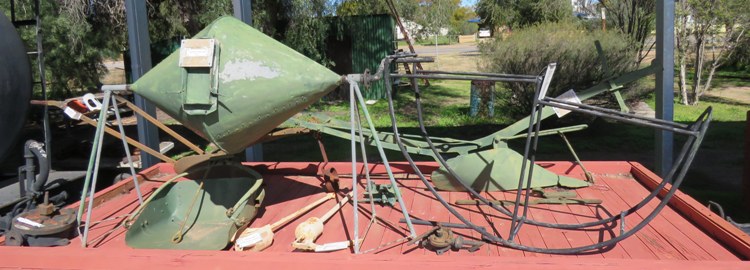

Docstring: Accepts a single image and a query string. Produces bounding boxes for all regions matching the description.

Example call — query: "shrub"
[479,21,637,117]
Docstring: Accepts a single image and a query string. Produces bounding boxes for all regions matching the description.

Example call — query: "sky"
[461,0,478,7]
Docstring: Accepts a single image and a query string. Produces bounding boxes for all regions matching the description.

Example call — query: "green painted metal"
[349,15,396,100]
[288,65,657,191]
[131,16,343,154]
[430,148,589,191]
[125,161,265,250]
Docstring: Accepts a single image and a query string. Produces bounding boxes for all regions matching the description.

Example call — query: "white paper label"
[63,106,82,120]
[236,232,262,248]
[314,240,350,252]
[17,217,44,228]
[184,48,210,57]
[552,89,582,118]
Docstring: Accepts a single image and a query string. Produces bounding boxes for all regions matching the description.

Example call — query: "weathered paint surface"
[431,148,590,191]
[220,59,280,82]
[132,16,342,153]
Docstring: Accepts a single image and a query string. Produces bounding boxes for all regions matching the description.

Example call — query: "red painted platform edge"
[245,161,441,175]
[1,247,748,270]
[629,161,750,260]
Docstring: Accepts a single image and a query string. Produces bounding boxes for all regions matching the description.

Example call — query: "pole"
[125,0,159,169]
[601,7,606,32]
[232,0,263,162]
[655,0,675,177]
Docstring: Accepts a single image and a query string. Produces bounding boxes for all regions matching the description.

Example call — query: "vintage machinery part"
[359,184,398,206]
[234,193,335,252]
[0,12,33,162]
[314,132,339,192]
[381,57,608,230]
[292,192,351,251]
[346,78,418,254]
[505,80,712,251]
[417,226,484,255]
[386,58,649,230]
[5,193,77,247]
[1,140,68,236]
[379,53,712,254]
[124,159,265,250]
[20,140,50,198]
[291,62,659,192]
[130,16,343,154]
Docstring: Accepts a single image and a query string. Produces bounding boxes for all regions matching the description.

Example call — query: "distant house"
[571,0,589,14]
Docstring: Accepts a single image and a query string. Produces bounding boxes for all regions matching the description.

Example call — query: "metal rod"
[81,90,113,247]
[391,73,538,83]
[538,100,696,136]
[350,79,416,239]
[114,95,204,154]
[379,55,715,254]
[348,82,359,254]
[542,97,688,128]
[557,131,593,182]
[417,69,539,80]
[110,94,144,204]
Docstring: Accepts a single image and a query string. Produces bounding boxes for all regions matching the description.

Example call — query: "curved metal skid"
[373,53,711,254]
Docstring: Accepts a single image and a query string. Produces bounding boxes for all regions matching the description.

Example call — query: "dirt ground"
[400,42,482,72]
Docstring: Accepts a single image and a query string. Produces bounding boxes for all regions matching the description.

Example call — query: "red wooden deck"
[1,161,749,269]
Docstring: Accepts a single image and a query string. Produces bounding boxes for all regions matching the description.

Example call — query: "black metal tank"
[0,12,32,162]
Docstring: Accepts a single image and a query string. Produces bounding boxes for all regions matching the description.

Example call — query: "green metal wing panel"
[431,148,590,191]
[131,16,342,154]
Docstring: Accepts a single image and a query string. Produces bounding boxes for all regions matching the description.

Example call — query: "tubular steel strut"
[376,53,712,254]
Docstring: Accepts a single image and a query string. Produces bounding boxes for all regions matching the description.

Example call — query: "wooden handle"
[270,193,335,230]
[320,192,352,222]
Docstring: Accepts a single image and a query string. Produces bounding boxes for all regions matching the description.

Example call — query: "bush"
[725,31,750,72]
[479,21,637,117]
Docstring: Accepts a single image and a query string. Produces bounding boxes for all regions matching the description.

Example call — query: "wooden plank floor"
[9,161,744,264]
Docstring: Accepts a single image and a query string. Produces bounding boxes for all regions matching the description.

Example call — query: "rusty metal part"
[557,131,594,182]
[417,226,484,255]
[37,193,54,216]
[255,127,310,144]
[173,153,230,174]
[12,208,76,236]
[360,183,397,206]
[114,96,204,154]
[31,100,175,163]
[172,181,205,244]
[314,132,339,192]
[322,167,339,192]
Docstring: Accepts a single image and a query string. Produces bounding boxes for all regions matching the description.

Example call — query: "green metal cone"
[131,16,342,154]
[431,148,590,191]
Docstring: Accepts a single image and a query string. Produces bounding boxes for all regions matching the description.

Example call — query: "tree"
[413,0,459,37]
[336,0,418,19]
[676,0,750,105]
[475,0,572,30]
[599,0,656,66]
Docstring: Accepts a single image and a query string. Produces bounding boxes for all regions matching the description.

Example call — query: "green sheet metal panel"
[131,16,343,154]
[349,15,395,100]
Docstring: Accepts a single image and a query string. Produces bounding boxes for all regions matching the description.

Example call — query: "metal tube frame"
[378,53,712,254]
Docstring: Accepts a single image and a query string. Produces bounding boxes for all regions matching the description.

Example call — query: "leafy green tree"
[336,0,418,19]
[476,0,572,30]
[599,0,655,66]
[414,0,459,37]
[676,0,750,105]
